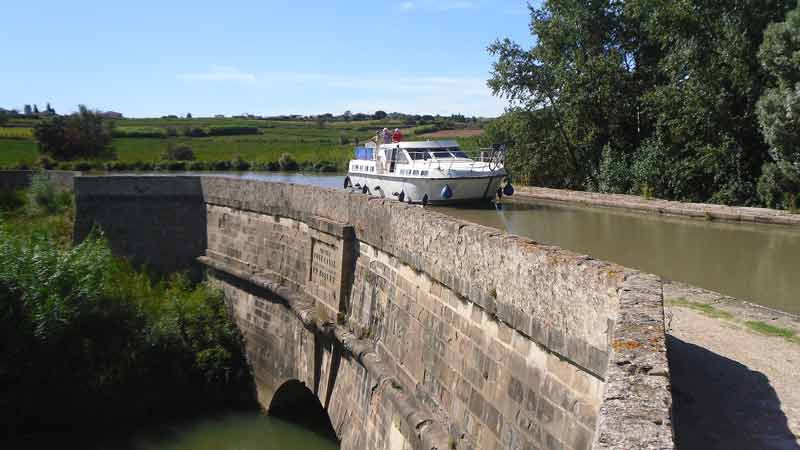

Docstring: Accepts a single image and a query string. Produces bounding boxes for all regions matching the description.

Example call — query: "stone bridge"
[74,176,674,450]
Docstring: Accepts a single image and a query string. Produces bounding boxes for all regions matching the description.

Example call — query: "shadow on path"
[668,335,799,450]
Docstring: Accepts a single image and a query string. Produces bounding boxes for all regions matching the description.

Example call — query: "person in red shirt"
[392,128,402,143]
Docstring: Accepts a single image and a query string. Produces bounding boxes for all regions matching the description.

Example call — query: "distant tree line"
[488,0,800,210]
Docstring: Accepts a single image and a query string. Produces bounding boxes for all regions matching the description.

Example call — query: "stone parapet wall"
[73,176,676,450]
[516,186,800,226]
[0,170,79,191]
[73,176,207,276]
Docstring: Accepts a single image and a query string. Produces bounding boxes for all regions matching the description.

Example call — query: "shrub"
[37,155,56,170]
[112,127,167,138]
[0,229,255,439]
[34,105,116,160]
[231,155,250,171]
[206,126,260,136]
[0,189,26,211]
[161,144,196,161]
[26,173,71,215]
[188,161,208,171]
[183,126,208,138]
[210,160,232,171]
[414,124,440,135]
[278,152,298,171]
[73,161,94,171]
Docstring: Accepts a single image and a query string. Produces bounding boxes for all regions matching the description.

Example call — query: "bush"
[73,161,94,171]
[112,127,167,138]
[34,105,116,160]
[188,161,208,171]
[161,144,196,161]
[207,126,260,136]
[210,160,232,171]
[26,173,71,215]
[0,189,26,211]
[182,126,208,137]
[278,152,298,171]
[0,229,255,439]
[231,155,250,171]
[413,124,440,135]
[37,155,56,170]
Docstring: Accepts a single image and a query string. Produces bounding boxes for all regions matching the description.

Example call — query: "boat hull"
[347,172,506,204]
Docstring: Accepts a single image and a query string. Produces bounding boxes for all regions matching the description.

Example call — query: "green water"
[121,413,338,450]
[11,413,339,450]
[434,200,800,315]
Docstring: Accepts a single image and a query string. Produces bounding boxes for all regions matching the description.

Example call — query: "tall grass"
[0,186,256,441]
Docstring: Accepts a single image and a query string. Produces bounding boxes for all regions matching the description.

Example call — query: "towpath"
[664,281,800,450]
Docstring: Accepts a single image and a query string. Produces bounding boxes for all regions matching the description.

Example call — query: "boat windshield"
[432,151,453,158]
[407,150,429,160]
[450,150,469,158]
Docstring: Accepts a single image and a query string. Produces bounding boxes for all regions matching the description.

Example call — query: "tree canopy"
[33,105,115,160]
[488,0,799,208]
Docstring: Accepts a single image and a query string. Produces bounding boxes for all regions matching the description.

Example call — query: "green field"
[0,117,485,170]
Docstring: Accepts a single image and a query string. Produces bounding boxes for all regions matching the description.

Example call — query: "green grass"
[666,298,735,320]
[744,321,798,341]
[668,298,799,344]
[0,118,488,169]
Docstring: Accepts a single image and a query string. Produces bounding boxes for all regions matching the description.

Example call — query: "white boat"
[344,139,513,204]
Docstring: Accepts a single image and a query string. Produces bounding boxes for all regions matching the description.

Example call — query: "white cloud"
[400,2,415,11]
[177,66,256,82]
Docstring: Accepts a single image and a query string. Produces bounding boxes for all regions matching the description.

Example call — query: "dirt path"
[665,283,800,450]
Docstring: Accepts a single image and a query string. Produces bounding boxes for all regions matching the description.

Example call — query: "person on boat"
[382,128,391,144]
[392,128,402,143]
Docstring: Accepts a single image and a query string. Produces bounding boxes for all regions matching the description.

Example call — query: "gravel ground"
[665,283,800,450]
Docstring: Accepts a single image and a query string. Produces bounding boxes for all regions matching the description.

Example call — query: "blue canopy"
[354,147,373,160]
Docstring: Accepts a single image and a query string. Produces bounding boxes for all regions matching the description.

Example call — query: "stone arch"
[268,379,338,443]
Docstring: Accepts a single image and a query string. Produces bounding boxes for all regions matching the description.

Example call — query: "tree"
[0,110,7,126]
[373,110,387,120]
[756,4,800,209]
[24,105,32,115]
[34,105,115,160]
[488,0,796,206]
[186,113,192,119]
[46,102,55,115]
[343,110,352,121]
[33,104,39,114]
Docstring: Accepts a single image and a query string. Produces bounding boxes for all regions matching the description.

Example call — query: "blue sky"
[1,1,535,118]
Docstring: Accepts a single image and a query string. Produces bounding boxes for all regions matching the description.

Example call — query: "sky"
[1,1,536,118]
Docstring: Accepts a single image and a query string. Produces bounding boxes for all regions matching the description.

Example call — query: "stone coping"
[515,186,800,227]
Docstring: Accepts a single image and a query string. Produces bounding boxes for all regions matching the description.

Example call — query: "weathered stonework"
[73,176,676,450]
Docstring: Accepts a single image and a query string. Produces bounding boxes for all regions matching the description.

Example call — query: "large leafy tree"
[756,4,800,208]
[489,0,797,207]
[33,105,115,160]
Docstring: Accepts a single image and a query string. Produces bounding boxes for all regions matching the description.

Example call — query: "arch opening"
[268,380,338,444]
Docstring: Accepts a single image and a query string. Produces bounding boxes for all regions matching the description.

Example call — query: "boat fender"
[362,185,369,194]
[422,194,429,206]
[496,187,503,199]
[503,183,515,196]
[344,176,352,189]
[397,191,405,202]
[441,184,453,199]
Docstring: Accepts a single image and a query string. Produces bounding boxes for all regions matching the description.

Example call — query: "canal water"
[160,171,799,314]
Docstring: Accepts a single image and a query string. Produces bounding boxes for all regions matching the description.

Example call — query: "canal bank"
[509,186,800,449]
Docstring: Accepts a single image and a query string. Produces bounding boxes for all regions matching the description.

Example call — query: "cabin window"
[433,151,452,159]
[408,150,428,160]
[412,170,419,175]
[421,170,428,176]
[451,150,468,158]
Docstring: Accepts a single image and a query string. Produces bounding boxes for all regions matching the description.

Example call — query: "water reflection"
[434,200,800,314]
